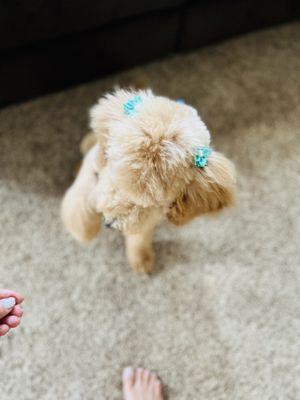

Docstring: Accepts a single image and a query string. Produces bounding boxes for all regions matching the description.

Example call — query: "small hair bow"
[123,95,142,116]
[194,146,212,168]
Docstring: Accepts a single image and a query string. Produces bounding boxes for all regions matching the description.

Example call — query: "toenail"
[0,297,16,309]
[123,367,133,379]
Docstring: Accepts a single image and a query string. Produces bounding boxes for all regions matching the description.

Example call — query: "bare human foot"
[0,290,24,336]
[122,367,164,400]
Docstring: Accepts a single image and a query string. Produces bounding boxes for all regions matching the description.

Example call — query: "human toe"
[0,290,23,304]
[0,297,16,319]
[0,324,10,336]
[1,315,20,328]
[123,366,135,390]
[10,305,23,318]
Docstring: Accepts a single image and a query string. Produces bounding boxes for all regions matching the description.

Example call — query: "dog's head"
[89,89,235,233]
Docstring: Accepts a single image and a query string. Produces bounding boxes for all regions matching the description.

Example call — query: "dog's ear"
[167,151,236,225]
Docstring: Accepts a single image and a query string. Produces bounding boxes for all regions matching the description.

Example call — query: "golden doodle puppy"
[61,89,236,274]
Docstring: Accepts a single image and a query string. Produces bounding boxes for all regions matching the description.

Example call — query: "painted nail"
[123,367,133,379]
[0,297,16,309]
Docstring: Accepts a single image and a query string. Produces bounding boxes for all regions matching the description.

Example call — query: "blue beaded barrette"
[194,146,212,168]
[123,95,142,116]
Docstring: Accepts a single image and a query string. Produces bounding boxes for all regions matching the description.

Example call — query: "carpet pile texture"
[0,23,299,400]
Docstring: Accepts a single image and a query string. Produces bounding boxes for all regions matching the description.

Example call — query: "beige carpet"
[1,22,300,400]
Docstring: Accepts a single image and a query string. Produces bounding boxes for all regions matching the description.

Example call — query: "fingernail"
[0,297,16,309]
[123,367,133,379]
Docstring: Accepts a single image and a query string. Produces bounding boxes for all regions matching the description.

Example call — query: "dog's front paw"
[128,248,154,275]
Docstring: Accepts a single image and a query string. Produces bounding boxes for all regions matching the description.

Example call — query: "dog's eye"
[94,171,99,179]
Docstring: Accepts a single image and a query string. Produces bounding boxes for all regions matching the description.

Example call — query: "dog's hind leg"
[80,132,97,155]
[61,145,101,242]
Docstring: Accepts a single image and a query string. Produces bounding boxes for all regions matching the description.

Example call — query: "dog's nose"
[104,219,115,229]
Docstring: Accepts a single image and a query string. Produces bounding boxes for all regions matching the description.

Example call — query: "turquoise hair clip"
[124,95,184,116]
[194,146,212,168]
[124,95,142,116]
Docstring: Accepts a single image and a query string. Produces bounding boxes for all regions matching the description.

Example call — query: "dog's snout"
[104,219,116,229]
